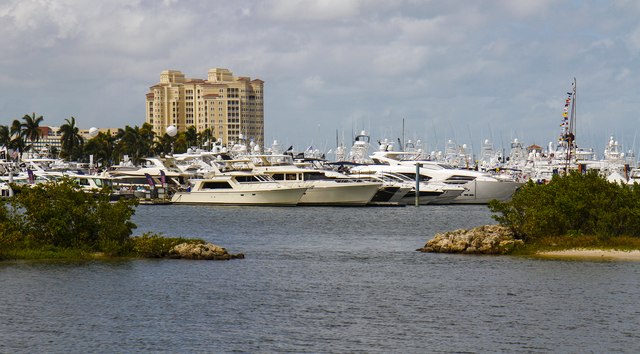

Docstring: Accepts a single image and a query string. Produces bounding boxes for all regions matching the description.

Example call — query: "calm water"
[1,205,640,353]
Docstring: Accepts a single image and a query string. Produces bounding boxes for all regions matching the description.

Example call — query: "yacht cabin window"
[201,181,233,189]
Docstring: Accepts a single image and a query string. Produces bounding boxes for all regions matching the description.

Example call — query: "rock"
[169,242,245,260]
[417,225,522,255]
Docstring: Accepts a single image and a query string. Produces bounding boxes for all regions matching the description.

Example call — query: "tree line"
[0,113,216,166]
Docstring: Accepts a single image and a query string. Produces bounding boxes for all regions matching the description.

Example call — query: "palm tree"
[197,128,214,149]
[116,126,142,164]
[173,132,188,153]
[115,125,156,165]
[21,112,44,148]
[185,126,198,148]
[0,125,10,161]
[153,133,174,156]
[84,131,116,167]
[0,125,10,148]
[139,123,156,158]
[9,119,27,159]
[59,117,84,161]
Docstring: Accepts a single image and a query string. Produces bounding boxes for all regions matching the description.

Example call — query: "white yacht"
[171,173,307,206]
[367,150,522,204]
[347,165,465,204]
[345,171,412,204]
[102,157,189,192]
[250,155,381,206]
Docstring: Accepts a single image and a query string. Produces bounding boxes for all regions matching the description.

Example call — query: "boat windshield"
[303,172,332,181]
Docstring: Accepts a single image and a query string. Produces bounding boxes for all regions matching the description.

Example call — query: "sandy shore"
[537,249,640,261]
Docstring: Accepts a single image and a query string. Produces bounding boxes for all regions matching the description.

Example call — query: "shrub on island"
[420,171,640,255]
[489,171,640,243]
[0,179,243,260]
[0,178,138,259]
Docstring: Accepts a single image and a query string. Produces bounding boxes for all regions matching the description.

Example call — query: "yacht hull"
[171,187,307,206]
[448,180,522,204]
[399,190,444,205]
[299,183,380,206]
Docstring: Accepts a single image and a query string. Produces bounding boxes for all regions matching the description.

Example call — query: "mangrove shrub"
[0,178,138,257]
[489,171,640,241]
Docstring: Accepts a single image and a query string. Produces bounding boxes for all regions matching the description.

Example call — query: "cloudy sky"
[1,0,639,156]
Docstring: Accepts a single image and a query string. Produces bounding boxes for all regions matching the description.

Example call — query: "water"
[1,205,640,353]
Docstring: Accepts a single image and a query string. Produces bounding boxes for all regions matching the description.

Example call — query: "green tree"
[0,125,10,154]
[21,112,44,149]
[1,178,137,256]
[197,128,213,149]
[173,132,188,153]
[185,125,197,148]
[139,123,156,157]
[489,171,640,241]
[115,125,155,165]
[84,131,116,167]
[9,119,27,159]
[153,133,175,156]
[59,117,84,161]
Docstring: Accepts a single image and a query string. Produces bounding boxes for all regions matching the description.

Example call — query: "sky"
[1,0,640,157]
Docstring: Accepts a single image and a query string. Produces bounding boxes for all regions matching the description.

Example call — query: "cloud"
[303,75,325,90]
[0,0,640,154]
[264,0,362,21]
[497,0,554,18]
[625,25,640,55]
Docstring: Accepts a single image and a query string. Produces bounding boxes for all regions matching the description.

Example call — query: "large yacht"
[249,155,381,206]
[345,171,412,204]
[171,173,307,206]
[346,168,463,205]
[366,150,522,204]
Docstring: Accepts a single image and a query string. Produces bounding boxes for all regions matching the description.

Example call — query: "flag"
[160,170,166,187]
[27,169,34,184]
[144,173,156,188]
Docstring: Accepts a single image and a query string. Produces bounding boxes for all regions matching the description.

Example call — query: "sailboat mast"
[402,118,405,152]
[565,78,577,172]
[569,78,577,145]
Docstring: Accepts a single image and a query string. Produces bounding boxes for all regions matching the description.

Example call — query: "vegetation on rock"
[0,179,238,261]
[131,233,204,258]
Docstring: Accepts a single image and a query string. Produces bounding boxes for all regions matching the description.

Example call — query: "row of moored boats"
[0,140,523,206]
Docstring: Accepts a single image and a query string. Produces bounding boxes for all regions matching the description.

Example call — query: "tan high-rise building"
[145,68,264,148]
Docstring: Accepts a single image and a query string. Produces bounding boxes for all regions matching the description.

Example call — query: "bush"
[489,171,640,241]
[129,232,204,258]
[0,178,138,258]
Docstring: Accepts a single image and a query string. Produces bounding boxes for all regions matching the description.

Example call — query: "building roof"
[251,79,264,84]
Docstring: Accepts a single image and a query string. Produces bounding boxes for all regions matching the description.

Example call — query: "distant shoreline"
[536,249,640,261]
